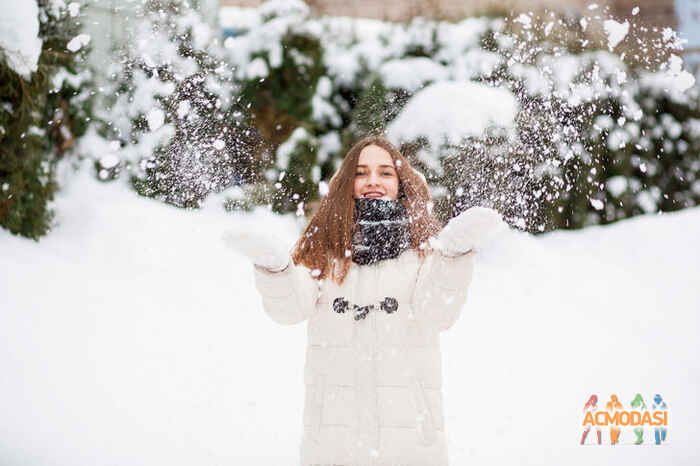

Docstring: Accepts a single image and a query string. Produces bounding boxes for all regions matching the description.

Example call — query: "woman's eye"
[355,171,366,176]
[383,171,395,176]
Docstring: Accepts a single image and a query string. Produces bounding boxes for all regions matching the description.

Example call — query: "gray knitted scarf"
[352,198,412,266]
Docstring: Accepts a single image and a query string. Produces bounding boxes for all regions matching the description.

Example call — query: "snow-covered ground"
[1,164,698,465]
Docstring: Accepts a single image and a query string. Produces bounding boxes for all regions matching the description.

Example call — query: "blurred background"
[1,0,698,239]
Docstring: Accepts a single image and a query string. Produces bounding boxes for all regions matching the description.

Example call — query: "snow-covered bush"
[495,20,700,230]
[93,0,260,208]
[222,0,328,214]
[221,2,699,231]
[0,0,94,239]
[575,84,700,226]
[268,126,320,213]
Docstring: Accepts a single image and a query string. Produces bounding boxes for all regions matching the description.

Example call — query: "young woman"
[224,135,504,466]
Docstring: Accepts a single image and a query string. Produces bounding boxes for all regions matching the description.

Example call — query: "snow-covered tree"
[94,0,260,208]
[0,0,93,239]
[221,0,329,214]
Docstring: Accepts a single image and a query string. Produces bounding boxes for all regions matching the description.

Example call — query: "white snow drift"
[0,163,698,466]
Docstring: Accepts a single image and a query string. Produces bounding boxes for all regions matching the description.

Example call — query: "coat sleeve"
[410,249,476,332]
[253,260,320,325]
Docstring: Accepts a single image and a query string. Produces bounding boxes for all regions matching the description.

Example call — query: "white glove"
[221,230,290,272]
[434,206,506,256]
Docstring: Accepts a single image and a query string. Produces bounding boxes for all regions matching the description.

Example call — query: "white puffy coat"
[253,248,475,466]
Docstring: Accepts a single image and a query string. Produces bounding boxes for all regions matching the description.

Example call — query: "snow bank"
[378,57,449,92]
[386,81,518,149]
[0,0,42,79]
[1,161,698,465]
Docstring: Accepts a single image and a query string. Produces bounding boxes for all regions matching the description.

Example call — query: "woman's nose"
[367,171,380,186]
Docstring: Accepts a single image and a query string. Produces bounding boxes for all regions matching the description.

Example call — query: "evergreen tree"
[96,0,260,208]
[0,0,93,239]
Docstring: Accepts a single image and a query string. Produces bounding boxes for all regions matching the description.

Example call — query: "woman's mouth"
[362,191,384,198]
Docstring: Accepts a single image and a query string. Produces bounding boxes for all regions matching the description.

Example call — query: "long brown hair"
[291,135,441,284]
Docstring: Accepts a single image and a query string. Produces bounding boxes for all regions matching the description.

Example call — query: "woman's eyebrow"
[355,164,395,170]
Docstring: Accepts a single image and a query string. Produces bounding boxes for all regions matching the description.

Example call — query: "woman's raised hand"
[434,206,506,256]
[221,230,290,272]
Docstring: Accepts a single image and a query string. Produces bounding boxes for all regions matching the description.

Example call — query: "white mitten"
[222,230,290,272]
[434,206,506,256]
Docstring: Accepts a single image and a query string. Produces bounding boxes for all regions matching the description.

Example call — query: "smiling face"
[353,144,399,200]
[292,135,442,284]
